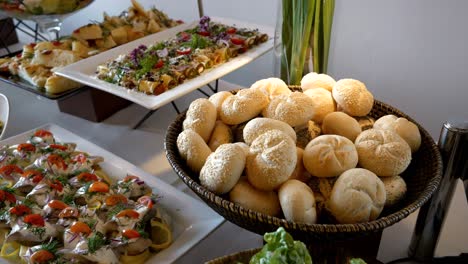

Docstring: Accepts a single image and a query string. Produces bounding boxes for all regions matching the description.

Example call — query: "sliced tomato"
[30,249,54,263]
[176,47,191,55]
[122,229,140,239]
[153,59,164,69]
[89,181,109,193]
[24,214,45,227]
[105,194,128,206]
[137,195,153,209]
[70,221,92,235]
[123,175,139,182]
[22,170,44,184]
[116,209,139,219]
[34,130,53,138]
[58,207,80,219]
[47,154,67,170]
[17,143,36,152]
[77,172,98,182]
[52,41,61,46]
[178,32,191,41]
[47,200,68,210]
[9,204,31,216]
[198,30,210,37]
[0,165,23,176]
[230,37,245,45]
[49,144,67,151]
[0,190,16,203]
[16,53,22,58]
[72,153,87,163]
[49,180,63,192]
[226,27,237,34]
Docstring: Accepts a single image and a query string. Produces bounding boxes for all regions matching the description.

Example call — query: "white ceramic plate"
[55,17,274,110]
[0,93,9,139]
[0,123,224,264]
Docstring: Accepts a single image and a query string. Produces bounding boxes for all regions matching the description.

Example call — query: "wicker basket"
[165,90,442,259]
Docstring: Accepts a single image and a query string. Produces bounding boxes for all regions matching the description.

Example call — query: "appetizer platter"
[0,124,224,264]
[55,17,274,110]
[0,0,180,99]
[0,0,94,17]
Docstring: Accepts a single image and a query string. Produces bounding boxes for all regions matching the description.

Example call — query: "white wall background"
[56,0,467,139]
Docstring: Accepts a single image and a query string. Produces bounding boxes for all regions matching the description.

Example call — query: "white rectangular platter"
[55,17,274,110]
[0,124,224,263]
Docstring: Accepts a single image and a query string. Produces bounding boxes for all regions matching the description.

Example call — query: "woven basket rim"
[165,93,442,234]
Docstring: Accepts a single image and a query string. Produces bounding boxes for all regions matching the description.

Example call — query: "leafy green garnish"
[40,239,60,254]
[31,227,46,239]
[107,203,127,218]
[249,227,312,264]
[62,194,75,206]
[350,259,367,264]
[188,34,210,49]
[136,55,159,80]
[87,232,106,254]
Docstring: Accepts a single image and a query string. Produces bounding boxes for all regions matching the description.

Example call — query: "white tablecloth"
[0,80,467,263]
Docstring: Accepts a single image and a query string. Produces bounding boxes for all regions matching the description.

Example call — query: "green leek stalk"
[280,0,334,83]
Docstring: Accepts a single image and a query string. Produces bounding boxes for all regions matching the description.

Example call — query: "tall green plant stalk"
[280,0,334,84]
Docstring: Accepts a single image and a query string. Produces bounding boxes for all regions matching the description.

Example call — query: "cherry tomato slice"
[178,32,191,41]
[176,47,191,55]
[153,59,164,69]
[30,249,54,263]
[137,195,153,209]
[0,190,16,203]
[9,204,31,216]
[72,153,87,163]
[198,31,210,37]
[123,175,139,182]
[88,181,109,193]
[122,229,140,239]
[22,170,44,184]
[70,221,92,235]
[0,165,23,176]
[17,143,36,152]
[49,180,63,192]
[34,130,53,138]
[24,214,45,227]
[105,194,128,206]
[58,207,79,219]
[230,37,245,45]
[116,209,139,219]
[47,154,67,170]
[49,144,67,151]
[226,27,237,34]
[48,200,68,210]
[77,172,99,183]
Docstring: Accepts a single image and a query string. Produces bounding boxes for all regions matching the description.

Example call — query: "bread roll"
[303,135,358,177]
[327,168,386,224]
[233,142,250,156]
[381,175,407,207]
[209,91,233,118]
[332,79,374,117]
[200,144,246,194]
[262,92,314,127]
[220,88,269,125]
[322,112,362,142]
[374,115,421,153]
[243,118,296,145]
[229,178,281,216]
[246,130,297,191]
[355,129,412,176]
[301,72,336,92]
[250,77,291,99]
[287,147,311,183]
[177,130,212,172]
[303,88,336,123]
[278,180,317,224]
[208,121,233,151]
[355,116,375,131]
[183,98,217,142]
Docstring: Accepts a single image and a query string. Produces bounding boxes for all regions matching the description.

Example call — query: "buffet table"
[0,80,467,263]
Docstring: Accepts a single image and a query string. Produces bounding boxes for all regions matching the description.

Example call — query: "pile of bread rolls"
[176,73,421,225]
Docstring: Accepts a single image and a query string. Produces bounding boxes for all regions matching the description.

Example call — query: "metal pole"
[197,0,204,18]
[408,121,468,261]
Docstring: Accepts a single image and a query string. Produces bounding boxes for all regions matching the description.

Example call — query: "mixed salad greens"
[249,227,368,264]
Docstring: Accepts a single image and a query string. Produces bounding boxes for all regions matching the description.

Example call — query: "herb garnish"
[31,227,46,239]
[87,232,106,254]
